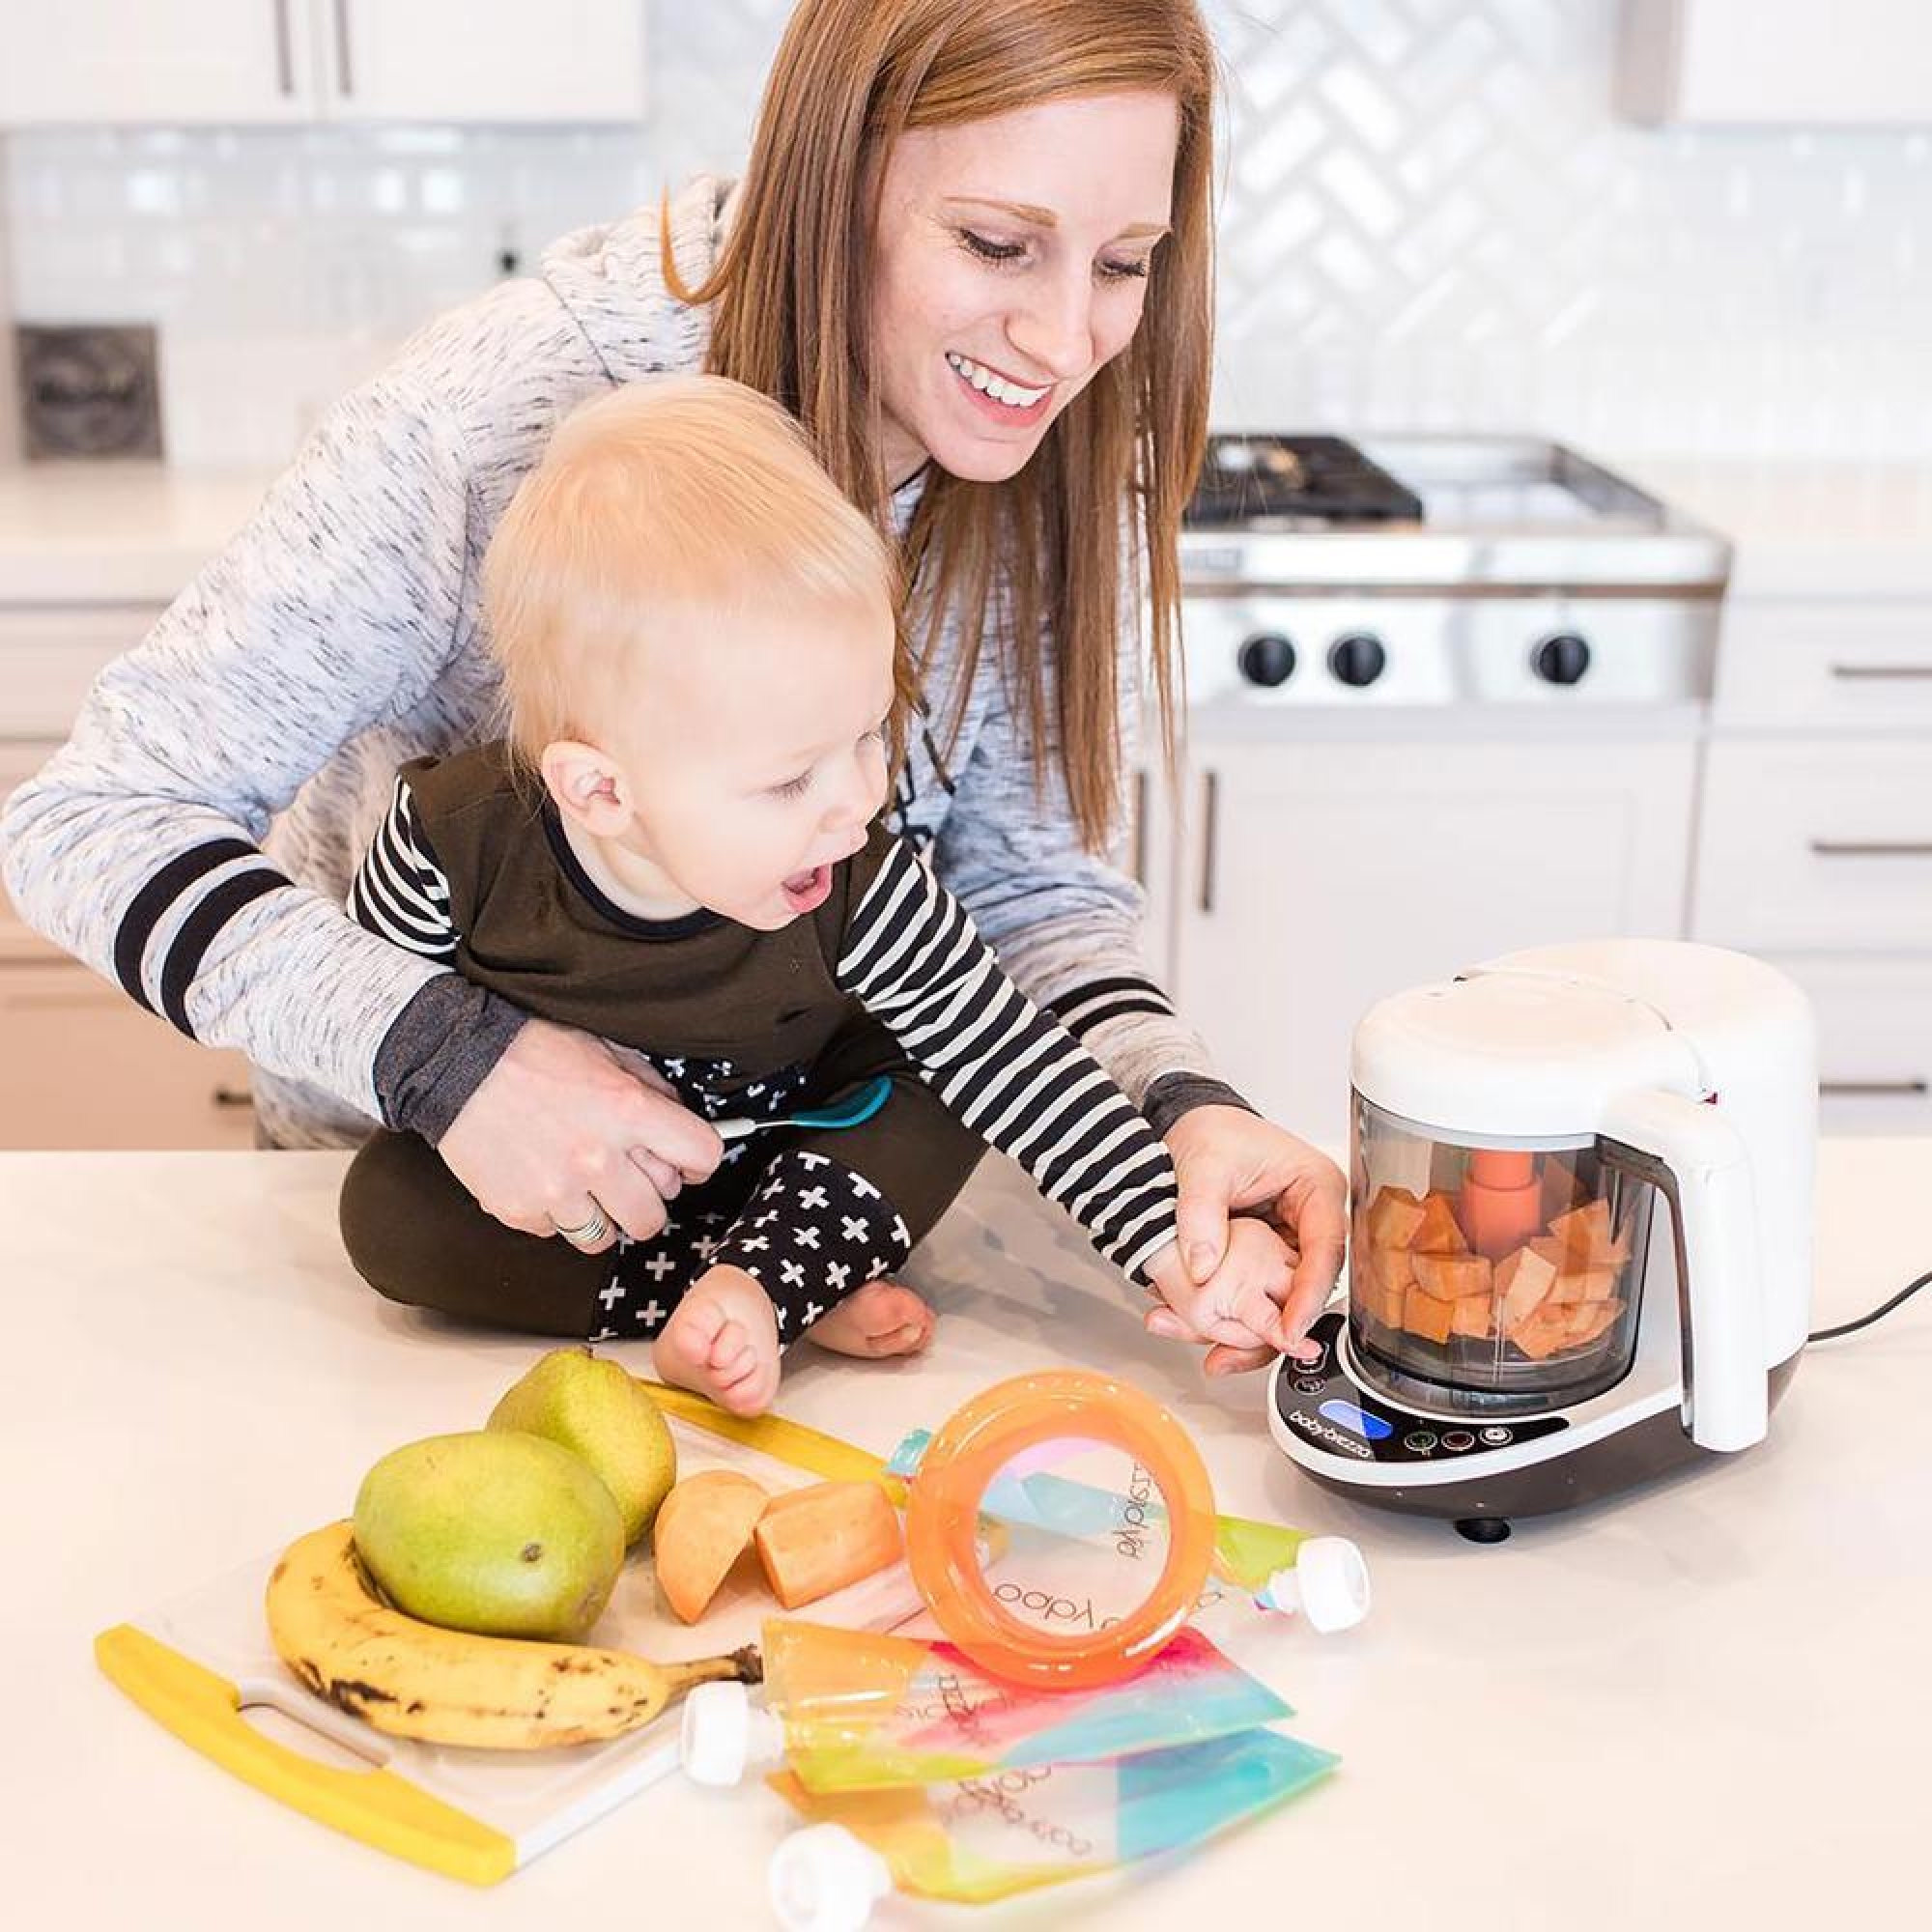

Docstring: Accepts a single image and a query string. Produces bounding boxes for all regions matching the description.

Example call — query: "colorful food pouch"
[752,1614,1290,1794]
[767,1726,1340,1909]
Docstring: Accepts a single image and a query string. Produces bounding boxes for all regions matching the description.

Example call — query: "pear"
[353,1430,624,1641]
[487,1348,677,1546]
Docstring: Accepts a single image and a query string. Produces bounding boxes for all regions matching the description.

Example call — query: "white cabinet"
[321,1,646,126]
[1694,594,1932,1132]
[0,1,311,127]
[1154,721,1698,1150]
[1,611,255,1149]
[1619,0,1932,126]
[0,1,646,128]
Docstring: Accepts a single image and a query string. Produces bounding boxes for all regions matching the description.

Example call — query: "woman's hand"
[438,1018,723,1251]
[1142,1217,1294,1376]
[1157,1105,1349,1373]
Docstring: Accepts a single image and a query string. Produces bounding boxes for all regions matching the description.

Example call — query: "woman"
[0,0,1343,1375]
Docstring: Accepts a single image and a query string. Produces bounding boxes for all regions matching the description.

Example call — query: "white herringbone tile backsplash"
[5,0,1928,467]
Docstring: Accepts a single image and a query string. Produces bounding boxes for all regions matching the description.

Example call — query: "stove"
[1179,436,1730,709]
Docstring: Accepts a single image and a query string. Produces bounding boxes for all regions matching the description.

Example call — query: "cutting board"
[96,1387,925,1886]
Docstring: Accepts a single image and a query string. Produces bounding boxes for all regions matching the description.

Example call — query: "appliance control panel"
[1274,1313,1570,1463]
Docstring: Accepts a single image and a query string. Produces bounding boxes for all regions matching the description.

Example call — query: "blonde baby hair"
[482,373,907,766]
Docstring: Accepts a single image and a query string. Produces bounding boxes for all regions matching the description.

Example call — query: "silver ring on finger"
[551,1204,611,1250]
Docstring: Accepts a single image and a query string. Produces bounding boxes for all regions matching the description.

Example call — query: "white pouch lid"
[680,1679,783,1788]
[1264,1535,1372,1633]
[768,1823,894,1932]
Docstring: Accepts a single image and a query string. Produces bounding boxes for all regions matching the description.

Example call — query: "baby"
[338,375,1293,1413]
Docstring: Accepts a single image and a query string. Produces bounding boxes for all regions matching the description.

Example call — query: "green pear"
[487,1348,677,1546]
[353,1430,624,1641]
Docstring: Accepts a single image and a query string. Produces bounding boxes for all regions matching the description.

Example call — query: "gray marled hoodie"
[0,176,1236,1150]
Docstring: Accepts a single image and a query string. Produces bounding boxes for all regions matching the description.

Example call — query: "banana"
[266,1520,761,1749]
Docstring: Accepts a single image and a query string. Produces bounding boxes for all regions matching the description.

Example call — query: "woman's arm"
[928,606,1245,1137]
[0,370,476,1125]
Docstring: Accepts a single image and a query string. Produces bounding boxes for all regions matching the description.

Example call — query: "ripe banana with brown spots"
[266,1520,760,1749]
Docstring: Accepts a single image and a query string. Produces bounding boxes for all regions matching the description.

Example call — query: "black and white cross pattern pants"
[588,1143,914,1347]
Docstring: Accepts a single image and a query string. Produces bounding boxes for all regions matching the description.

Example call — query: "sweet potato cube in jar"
[1548,1198,1630,1269]
[1508,1307,1577,1360]
[1366,1184,1427,1251]
[1404,1288,1458,1346]
[1411,1251,1492,1302]
[1411,1192,1469,1255]
[1549,1265,1619,1305]
[1565,1298,1625,1348]
[1495,1243,1559,1332]
[1369,1242,1419,1299]
[1450,1293,1495,1340]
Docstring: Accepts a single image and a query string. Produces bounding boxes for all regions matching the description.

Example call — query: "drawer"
[1775,954,1932,1136]
[0,601,165,738]
[1715,599,1932,731]
[1694,739,1932,951]
[0,738,63,962]
[0,960,255,1150]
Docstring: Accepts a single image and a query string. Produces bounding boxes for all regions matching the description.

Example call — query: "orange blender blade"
[1460,1148,1543,1258]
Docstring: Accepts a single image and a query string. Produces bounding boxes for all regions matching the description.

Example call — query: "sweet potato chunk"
[1412,1252,1493,1301]
[1496,1243,1559,1332]
[1404,1288,1457,1345]
[1366,1184,1427,1251]
[1450,1294,1495,1340]
[1549,1265,1619,1305]
[1411,1192,1469,1255]
[1508,1308,1577,1360]
[754,1481,903,1611]
[1548,1199,1631,1268]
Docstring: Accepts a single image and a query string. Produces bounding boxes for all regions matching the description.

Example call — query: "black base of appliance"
[1277,1327,1803,1537]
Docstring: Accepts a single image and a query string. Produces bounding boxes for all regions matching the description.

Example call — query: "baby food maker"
[1266,940,1815,1541]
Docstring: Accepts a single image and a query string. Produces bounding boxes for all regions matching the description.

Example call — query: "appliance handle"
[1599,1089,1767,1454]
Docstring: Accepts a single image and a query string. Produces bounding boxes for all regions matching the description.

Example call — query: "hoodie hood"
[537,173,741,384]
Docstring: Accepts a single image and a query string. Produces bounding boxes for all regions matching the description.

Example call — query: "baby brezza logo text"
[993,1581,1122,1633]
[948,1767,1094,1859]
[1114,1462,1155,1561]
[1290,1410,1373,1459]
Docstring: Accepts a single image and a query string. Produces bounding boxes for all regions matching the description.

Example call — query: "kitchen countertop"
[2,454,1930,608]
[9,1140,1929,1929]
[1618,456,1932,601]
[0,462,270,603]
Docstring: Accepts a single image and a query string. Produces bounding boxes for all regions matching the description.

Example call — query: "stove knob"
[1236,632,1297,688]
[1328,633,1387,688]
[1533,632,1592,685]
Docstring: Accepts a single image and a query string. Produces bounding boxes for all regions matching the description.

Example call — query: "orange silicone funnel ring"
[902,1369,1218,1691]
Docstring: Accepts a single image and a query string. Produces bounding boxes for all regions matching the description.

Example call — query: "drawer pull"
[1809,840,1932,859]
[213,1085,254,1109]
[1830,664,1932,681]
[1820,1079,1929,1098]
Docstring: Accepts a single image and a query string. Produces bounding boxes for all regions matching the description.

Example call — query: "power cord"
[1808,1269,1931,1344]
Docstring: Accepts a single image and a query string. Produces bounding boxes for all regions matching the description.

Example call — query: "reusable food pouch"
[754,1614,1289,1793]
[887,1425,1370,1640]
[767,1726,1340,1908]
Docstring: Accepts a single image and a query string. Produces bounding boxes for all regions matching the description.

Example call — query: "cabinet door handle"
[1831,664,1932,681]
[213,1085,254,1109]
[1820,1078,1929,1098]
[332,0,355,98]
[1809,839,1932,858]
[271,0,295,96]
[1198,769,1218,915]
[1131,769,1148,888]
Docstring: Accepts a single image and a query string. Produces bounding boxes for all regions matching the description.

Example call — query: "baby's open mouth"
[781,865,832,915]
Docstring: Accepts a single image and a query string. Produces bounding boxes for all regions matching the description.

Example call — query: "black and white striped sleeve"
[346,777,457,960]
[836,838,1179,1284]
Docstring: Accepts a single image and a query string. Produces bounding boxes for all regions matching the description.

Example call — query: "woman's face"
[868,90,1180,487]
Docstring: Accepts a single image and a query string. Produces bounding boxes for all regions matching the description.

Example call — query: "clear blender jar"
[1347,1093,1658,1417]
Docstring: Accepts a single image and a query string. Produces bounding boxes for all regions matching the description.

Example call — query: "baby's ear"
[539,737,630,834]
